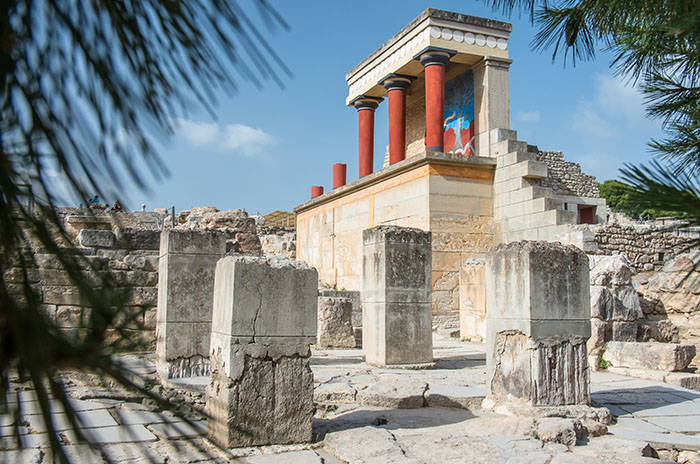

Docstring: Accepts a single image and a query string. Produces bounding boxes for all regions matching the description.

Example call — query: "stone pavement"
[3,338,700,463]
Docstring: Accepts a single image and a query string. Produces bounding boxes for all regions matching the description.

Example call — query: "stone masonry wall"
[586,220,694,273]
[8,206,288,349]
[535,150,600,198]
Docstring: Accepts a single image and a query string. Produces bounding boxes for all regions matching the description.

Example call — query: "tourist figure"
[88,195,99,205]
[112,200,123,212]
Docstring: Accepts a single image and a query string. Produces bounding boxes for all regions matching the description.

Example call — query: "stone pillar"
[380,74,415,164]
[206,256,317,448]
[317,296,356,348]
[156,229,226,379]
[416,49,453,152]
[362,226,433,367]
[311,185,324,198]
[352,96,383,178]
[486,241,591,407]
[332,163,347,189]
[459,258,486,342]
[473,57,512,157]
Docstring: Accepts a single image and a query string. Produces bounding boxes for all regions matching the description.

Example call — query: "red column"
[311,186,324,198]
[332,163,347,189]
[352,97,382,178]
[380,75,415,165]
[418,51,451,152]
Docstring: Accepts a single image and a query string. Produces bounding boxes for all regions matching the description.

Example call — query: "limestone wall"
[535,150,600,198]
[7,207,283,349]
[586,221,694,273]
[637,251,700,363]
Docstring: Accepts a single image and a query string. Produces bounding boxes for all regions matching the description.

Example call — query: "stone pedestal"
[206,256,317,448]
[459,258,486,342]
[156,229,226,379]
[486,241,591,406]
[362,226,432,367]
[317,296,356,348]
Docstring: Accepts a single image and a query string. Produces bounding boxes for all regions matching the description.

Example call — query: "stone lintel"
[346,8,511,104]
[293,151,496,214]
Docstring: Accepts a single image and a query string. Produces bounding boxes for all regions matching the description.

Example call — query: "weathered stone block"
[590,286,612,320]
[207,345,313,447]
[486,241,591,407]
[319,289,362,328]
[587,319,608,354]
[612,321,637,342]
[78,229,115,248]
[317,296,356,348]
[159,229,226,256]
[603,341,696,371]
[611,286,643,322]
[206,256,316,448]
[210,256,317,344]
[362,226,433,367]
[156,229,226,379]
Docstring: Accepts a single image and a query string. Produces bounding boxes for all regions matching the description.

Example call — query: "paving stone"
[148,420,207,439]
[631,401,700,417]
[24,408,118,432]
[610,427,700,450]
[612,417,667,433]
[644,415,700,433]
[243,450,324,464]
[64,424,158,443]
[0,432,51,449]
[425,384,485,410]
[0,448,43,463]
[324,426,422,463]
[356,379,427,409]
[112,409,184,426]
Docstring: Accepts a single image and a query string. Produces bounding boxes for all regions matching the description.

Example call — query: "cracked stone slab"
[425,384,485,410]
[356,379,427,409]
[243,450,325,464]
[324,426,422,464]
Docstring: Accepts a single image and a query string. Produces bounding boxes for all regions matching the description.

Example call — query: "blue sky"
[129,0,665,215]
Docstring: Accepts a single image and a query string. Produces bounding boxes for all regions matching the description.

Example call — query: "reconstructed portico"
[295,8,607,335]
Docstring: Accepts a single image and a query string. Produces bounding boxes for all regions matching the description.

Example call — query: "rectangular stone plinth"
[604,341,696,372]
[206,256,317,447]
[207,343,314,447]
[156,229,226,379]
[486,241,591,406]
[362,226,432,366]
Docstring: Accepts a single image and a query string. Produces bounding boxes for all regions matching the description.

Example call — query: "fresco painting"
[443,70,475,156]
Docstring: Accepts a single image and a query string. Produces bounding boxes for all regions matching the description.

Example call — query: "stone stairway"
[490,129,578,243]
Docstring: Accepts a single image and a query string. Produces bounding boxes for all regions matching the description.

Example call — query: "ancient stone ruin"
[362,226,433,367]
[486,241,591,407]
[206,255,317,447]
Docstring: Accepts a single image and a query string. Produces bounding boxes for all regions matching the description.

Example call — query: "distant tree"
[599,179,688,220]
[0,1,288,462]
[485,0,699,230]
[598,180,644,218]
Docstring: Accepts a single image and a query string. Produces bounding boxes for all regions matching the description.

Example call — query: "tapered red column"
[352,96,382,178]
[380,74,415,164]
[418,51,452,152]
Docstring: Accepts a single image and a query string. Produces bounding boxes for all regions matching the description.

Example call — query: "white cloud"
[593,74,655,130]
[175,118,219,146]
[171,117,275,156]
[516,110,540,123]
[221,123,276,156]
[571,102,619,139]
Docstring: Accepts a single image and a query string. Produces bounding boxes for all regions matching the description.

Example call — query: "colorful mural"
[444,70,475,156]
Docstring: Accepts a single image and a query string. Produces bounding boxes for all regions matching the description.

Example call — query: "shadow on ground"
[313,406,475,440]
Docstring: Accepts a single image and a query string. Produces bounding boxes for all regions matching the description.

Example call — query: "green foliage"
[599,179,684,219]
[0,1,288,462]
[597,353,610,370]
